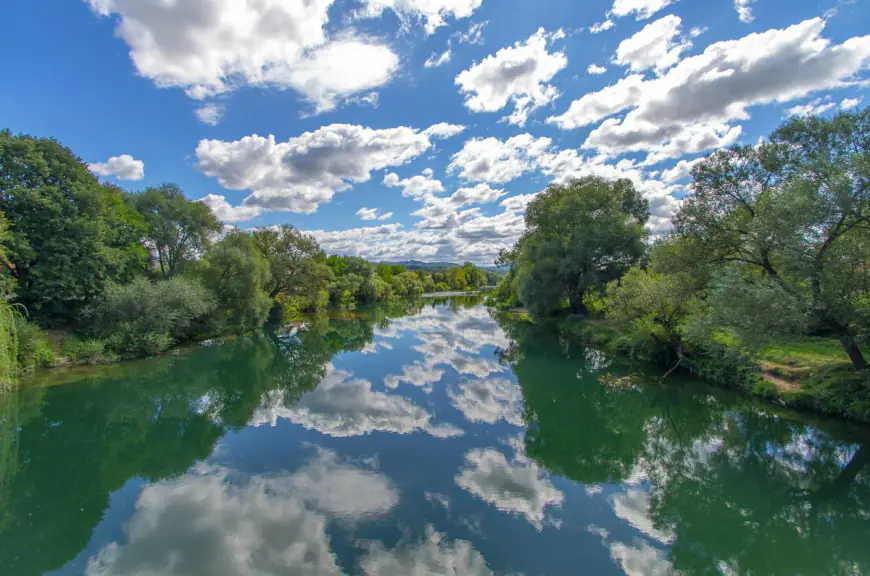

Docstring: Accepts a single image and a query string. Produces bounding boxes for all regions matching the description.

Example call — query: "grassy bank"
[501,310,870,425]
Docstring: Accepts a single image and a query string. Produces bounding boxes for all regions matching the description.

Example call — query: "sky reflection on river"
[1,297,868,575]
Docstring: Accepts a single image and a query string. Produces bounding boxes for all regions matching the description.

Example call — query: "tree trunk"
[837,327,867,372]
[568,293,587,316]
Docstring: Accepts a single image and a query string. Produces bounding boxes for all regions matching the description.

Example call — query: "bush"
[85,276,216,358]
[16,320,54,372]
[61,337,110,364]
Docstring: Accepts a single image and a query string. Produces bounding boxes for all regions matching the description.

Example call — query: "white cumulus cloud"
[194,122,464,214]
[456,28,568,126]
[588,63,608,75]
[86,0,399,112]
[425,49,452,68]
[199,194,263,223]
[614,15,691,74]
[357,207,394,221]
[88,154,144,181]
[735,0,757,23]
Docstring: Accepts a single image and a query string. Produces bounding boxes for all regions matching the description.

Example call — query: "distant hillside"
[384,260,505,273]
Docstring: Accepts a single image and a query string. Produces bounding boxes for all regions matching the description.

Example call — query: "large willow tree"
[675,109,870,371]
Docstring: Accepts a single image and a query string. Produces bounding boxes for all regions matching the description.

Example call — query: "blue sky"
[1,0,868,264]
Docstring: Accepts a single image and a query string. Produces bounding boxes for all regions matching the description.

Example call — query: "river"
[1,296,868,575]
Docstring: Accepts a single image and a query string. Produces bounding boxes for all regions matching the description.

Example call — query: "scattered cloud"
[614,15,691,75]
[455,21,488,45]
[195,123,464,214]
[357,0,484,35]
[610,0,677,20]
[841,96,863,109]
[88,154,144,181]
[786,97,836,117]
[384,170,445,198]
[587,63,608,75]
[590,20,615,34]
[425,49,452,68]
[200,194,263,223]
[456,28,568,126]
[735,0,757,24]
[357,207,394,221]
[194,103,225,126]
[448,378,525,426]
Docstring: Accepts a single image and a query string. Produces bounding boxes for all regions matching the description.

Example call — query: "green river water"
[1,296,868,575]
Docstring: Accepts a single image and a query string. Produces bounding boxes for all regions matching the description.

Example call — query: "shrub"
[62,337,110,364]
[16,320,54,372]
[85,276,216,358]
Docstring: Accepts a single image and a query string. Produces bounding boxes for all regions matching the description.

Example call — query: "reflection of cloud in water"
[86,450,397,576]
[384,362,444,392]
[250,366,463,438]
[381,307,509,388]
[611,489,674,544]
[449,378,524,426]
[609,540,676,576]
[359,525,500,576]
[455,441,563,530]
[360,340,393,355]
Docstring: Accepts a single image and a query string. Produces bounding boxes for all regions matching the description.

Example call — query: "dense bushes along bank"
[0,129,496,383]
[488,108,870,423]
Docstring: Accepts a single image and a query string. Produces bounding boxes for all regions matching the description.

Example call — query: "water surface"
[1,297,869,575]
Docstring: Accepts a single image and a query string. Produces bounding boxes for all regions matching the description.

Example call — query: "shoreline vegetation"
[0,128,498,386]
[3,109,870,427]
[486,109,870,425]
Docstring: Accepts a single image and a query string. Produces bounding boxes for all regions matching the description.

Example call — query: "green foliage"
[390,271,424,297]
[515,177,649,318]
[15,320,54,372]
[200,231,271,334]
[61,337,110,364]
[434,281,451,292]
[0,130,147,322]
[85,276,217,358]
[252,225,327,299]
[0,299,18,384]
[675,108,870,370]
[133,184,221,277]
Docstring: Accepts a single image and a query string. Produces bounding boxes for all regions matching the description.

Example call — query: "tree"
[133,184,221,277]
[252,225,325,299]
[0,130,146,322]
[200,231,271,333]
[515,177,649,317]
[675,109,870,371]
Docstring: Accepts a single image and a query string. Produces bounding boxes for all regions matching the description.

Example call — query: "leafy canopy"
[515,176,649,317]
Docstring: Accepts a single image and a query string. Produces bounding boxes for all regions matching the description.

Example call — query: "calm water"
[1,297,869,576]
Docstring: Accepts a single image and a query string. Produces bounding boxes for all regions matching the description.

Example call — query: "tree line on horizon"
[0,129,495,382]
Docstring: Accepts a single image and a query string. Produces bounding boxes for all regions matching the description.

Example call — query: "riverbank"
[496,309,870,425]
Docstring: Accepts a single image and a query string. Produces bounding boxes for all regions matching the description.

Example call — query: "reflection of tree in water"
[0,311,385,576]
[495,314,870,575]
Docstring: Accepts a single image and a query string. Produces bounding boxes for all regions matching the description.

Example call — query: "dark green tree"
[514,177,649,317]
[0,131,147,322]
